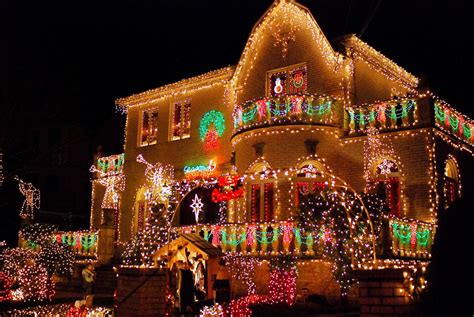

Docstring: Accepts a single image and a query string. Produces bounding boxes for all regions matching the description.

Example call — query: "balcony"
[52,230,98,258]
[233,94,337,135]
[174,216,435,260]
[434,100,473,146]
[387,217,435,259]
[346,98,418,134]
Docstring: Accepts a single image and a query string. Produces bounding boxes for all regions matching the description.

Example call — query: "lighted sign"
[184,160,217,179]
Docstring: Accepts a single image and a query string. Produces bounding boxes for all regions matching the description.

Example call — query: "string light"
[190,194,204,224]
[14,176,40,219]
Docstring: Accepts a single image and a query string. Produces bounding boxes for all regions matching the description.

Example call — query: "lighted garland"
[199,110,225,141]
[347,99,416,133]
[434,101,473,145]
[97,153,125,173]
[390,217,434,257]
[233,94,333,130]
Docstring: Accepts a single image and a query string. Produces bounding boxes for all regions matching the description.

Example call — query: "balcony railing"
[346,98,417,134]
[388,217,435,258]
[233,94,336,134]
[52,231,98,257]
[434,100,473,146]
[177,222,352,257]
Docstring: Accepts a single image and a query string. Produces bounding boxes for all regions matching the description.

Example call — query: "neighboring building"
[90,0,473,301]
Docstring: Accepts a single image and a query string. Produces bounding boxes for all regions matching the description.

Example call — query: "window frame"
[266,62,308,97]
[138,106,160,147]
[169,99,191,141]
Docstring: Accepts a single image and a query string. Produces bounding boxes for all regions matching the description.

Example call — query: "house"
[88,0,473,310]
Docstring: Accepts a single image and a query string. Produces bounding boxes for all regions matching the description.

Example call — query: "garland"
[199,110,225,141]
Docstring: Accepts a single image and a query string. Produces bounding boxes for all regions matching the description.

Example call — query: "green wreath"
[199,110,225,141]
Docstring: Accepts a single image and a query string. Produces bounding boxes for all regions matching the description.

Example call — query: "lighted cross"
[190,194,204,223]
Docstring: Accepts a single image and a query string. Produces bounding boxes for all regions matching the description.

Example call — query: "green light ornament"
[199,110,225,141]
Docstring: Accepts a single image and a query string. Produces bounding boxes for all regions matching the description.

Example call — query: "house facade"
[89,0,473,300]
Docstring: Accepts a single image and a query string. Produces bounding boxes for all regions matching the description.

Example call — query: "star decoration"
[190,194,204,223]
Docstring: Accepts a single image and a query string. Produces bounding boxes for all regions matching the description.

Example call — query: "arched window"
[247,160,274,222]
[445,157,460,206]
[294,160,327,206]
[135,187,148,232]
[371,159,401,217]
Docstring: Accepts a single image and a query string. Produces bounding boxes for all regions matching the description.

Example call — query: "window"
[170,99,191,140]
[139,107,159,146]
[135,188,149,232]
[267,63,307,97]
[294,161,327,207]
[247,161,274,222]
[444,157,460,206]
[370,159,401,216]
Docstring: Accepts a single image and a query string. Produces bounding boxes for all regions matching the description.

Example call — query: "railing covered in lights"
[178,222,342,256]
[389,217,435,258]
[52,231,98,257]
[346,98,417,134]
[233,94,336,134]
[434,100,473,146]
[96,153,125,175]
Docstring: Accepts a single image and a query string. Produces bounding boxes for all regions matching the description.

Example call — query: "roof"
[152,233,222,265]
[341,35,419,89]
[116,66,235,111]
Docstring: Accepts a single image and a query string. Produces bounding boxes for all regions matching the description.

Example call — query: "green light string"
[415,229,430,247]
[463,123,472,139]
[235,97,332,127]
[27,240,38,250]
[392,223,411,245]
[62,234,76,247]
[449,115,459,132]
[352,101,414,122]
[255,228,280,244]
[434,104,446,122]
[199,110,225,141]
[81,234,97,250]
[221,230,247,247]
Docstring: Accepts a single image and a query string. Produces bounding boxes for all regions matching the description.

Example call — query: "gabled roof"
[229,0,342,90]
[152,233,222,264]
[341,35,419,89]
[116,66,235,111]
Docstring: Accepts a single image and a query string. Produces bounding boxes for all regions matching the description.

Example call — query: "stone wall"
[356,268,411,317]
[116,267,167,317]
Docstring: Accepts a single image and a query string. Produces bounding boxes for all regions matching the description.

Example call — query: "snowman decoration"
[274,77,284,95]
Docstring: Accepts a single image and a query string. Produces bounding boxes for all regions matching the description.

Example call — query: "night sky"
[0,0,471,244]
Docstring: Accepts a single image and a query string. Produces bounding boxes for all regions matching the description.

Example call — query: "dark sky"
[0,0,471,243]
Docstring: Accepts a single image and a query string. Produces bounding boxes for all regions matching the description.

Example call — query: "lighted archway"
[368,158,404,217]
[444,155,461,207]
